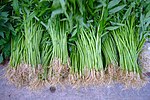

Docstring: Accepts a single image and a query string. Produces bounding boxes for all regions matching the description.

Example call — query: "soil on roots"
[82,69,104,86]
[67,68,106,88]
[5,61,149,90]
[5,63,45,89]
[6,64,32,87]
[28,78,49,90]
[50,58,70,85]
[104,64,119,85]
[116,69,149,89]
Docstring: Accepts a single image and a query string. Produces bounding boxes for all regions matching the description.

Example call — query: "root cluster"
[6,61,149,90]
[6,63,45,90]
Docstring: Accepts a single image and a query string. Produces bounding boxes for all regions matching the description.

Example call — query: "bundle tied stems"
[112,17,148,88]
[69,26,104,87]
[47,18,70,85]
[102,34,119,84]
[6,18,45,89]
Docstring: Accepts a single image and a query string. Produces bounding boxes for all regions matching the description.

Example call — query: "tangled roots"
[5,61,149,90]
[50,58,70,85]
[115,69,149,89]
[6,63,45,88]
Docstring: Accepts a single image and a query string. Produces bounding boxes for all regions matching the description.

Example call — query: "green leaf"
[101,31,109,38]
[3,43,10,58]
[146,10,150,18]
[69,36,77,42]
[5,31,10,40]
[12,0,19,15]
[144,17,150,28]
[38,8,51,17]
[59,0,66,10]
[71,28,77,37]
[105,26,119,30]
[0,12,9,24]
[1,12,9,17]
[95,4,103,9]
[77,0,84,15]
[109,5,126,14]
[7,23,15,32]
[145,3,150,13]
[0,5,5,11]
[0,26,5,32]
[110,21,125,26]
[0,39,6,45]
[123,7,132,21]
[59,0,69,18]
[0,32,4,38]
[108,0,121,9]
[22,11,37,26]
[88,0,94,9]
[51,0,61,10]
[0,54,3,63]
[51,8,63,18]
[98,0,106,7]
[144,17,150,23]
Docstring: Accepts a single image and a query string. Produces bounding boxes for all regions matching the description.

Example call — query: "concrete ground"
[0,66,150,100]
[0,42,150,100]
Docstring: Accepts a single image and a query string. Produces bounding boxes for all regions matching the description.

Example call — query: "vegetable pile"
[2,0,150,89]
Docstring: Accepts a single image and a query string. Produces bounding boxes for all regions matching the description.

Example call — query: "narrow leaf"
[110,21,125,26]
[51,9,63,18]
[123,7,132,21]
[144,17,150,23]
[1,12,9,17]
[146,10,150,18]
[12,0,19,15]
[0,32,4,38]
[108,0,121,9]
[105,26,119,30]
[109,5,126,14]
[22,11,37,26]
[99,0,106,7]
[0,54,3,63]
[0,39,6,45]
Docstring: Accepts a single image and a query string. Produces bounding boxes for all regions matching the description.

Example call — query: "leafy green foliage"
[0,1,14,63]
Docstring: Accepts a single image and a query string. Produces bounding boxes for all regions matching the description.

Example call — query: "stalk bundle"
[5,0,149,90]
[69,26,104,87]
[6,19,45,89]
[112,18,148,88]
[47,17,70,85]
